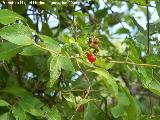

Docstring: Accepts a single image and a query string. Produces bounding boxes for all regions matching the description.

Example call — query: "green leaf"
[59,54,74,71]
[25,114,35,120]
[0,42,24,60]
[156,3,160,18]
[125,89,138,120]
[115,27,130,34]
[39,35,61,53]
[105,13,121,26]
[2,86,44,117]
[95,8,108,19]
[0,9,26,25]
[0,24,34,45]
[130,17,146,35]
[132,0,146,5]
[92,68,118,96]
[49,54,61,87]
[42,23,53,37]
[111,90,130,118]
[95,58,114,70]
[138,67,153,85]
[0,112,14,120]
[77,59,95,68]
[20,45,45,56]
[111,86,138,119]
[78,99,95,106]
[125,37,141,63]
[49,107,61,120]
[84,103,97,120]
[12,104,26,120]
[63,93,76,105]
[138,67,160,96]
[0,100,10,106]
[18,96,43,117]
[70,43,83,55]
[44,107,62,120]
[3,85,31,97]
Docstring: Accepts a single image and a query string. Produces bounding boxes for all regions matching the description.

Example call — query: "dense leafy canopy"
[0,0,160,120]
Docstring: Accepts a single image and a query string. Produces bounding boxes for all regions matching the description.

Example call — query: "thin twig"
[109,60,160,68]
[62,89,101,92]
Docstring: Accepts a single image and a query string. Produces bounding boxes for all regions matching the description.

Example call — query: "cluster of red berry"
[87,53,96,63]
[87,37,99,63]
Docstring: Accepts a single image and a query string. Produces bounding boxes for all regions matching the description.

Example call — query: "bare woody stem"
[146,0,150,54]
[73,5,77,41]
[146,0,153,116]
[16,54,23,86]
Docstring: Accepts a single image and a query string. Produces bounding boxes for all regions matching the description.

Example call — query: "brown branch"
[146,0,150,54]
[16,54,23,87]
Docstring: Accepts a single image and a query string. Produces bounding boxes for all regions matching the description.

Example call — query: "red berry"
[87,53,96,63]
